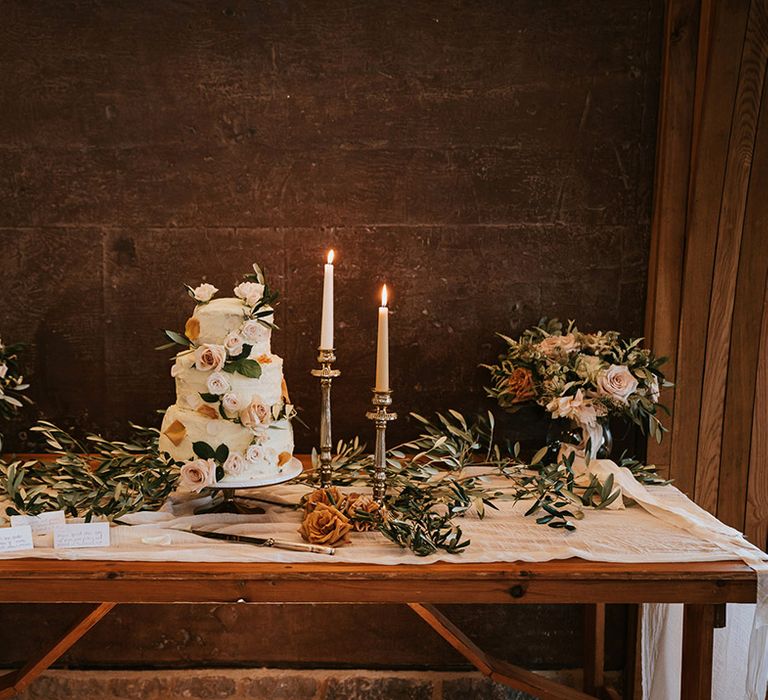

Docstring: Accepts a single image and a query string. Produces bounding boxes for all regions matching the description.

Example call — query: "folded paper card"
[0,525,34,552]
[53,522,110,549]
[11,510,66,534]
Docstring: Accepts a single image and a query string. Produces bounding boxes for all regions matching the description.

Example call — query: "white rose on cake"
[234,281,264,306]
[246,444,264,463]
[194,344,227,372]
[178,458,217,492]
[241,319,269,343]
[240,395,270,431]
[223,452,247,477]
[206,371,230,395]
[221,392,241,417]
[597,365,638,404]
[192,283,218,303]
[224,331,245,357]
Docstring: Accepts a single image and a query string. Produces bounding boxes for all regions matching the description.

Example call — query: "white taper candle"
[319,250,334,349]
[375,284,389,391]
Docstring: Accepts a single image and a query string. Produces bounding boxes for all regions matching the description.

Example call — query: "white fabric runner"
[1,461,766,699]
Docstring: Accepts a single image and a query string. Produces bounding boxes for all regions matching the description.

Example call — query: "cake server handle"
[266,538,335,556]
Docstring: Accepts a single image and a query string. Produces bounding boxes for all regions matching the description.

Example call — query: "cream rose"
[178,458,217,492]
[206,371,230,395]
[194,344,226,372]
[223,452,247,477]
[221,392,241,416]
[241,319,269,343]
[245,444,263,463]
[224,331,245,357]
[597,364,638,404]
[239,396,271,431]
[233,281,264,306]
[192,283,218,303]
[546,389,598,427]
[538,333,579,357]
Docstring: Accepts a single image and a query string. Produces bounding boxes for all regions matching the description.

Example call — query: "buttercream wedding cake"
[159,265,295,491]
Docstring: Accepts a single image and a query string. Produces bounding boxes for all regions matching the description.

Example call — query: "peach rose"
[233,281,264,306]
[241,319,269,343]
[192,283,218,302]
[194,344,226,372]
[178,458,216,492]
[299,503,351,546]
[597,365,638,404]
[239,396,270,430]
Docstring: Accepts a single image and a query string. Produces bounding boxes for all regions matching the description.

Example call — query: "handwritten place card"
[0,525,34,552]
[53,522,110,549]
[11,509,66,534]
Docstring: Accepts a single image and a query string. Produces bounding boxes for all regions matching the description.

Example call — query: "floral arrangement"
[0,336,31,451]
[484,319,670,456]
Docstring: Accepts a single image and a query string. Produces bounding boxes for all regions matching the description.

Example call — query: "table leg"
[0,602,115,699]
[584,603,605,695]
[681,603,715,700]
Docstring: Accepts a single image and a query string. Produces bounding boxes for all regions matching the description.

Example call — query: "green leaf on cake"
[223,358,262,379]
[214,443,229,464]
[230,344,252,362]
[163,330,191,347]
[192,441,215,460]
[199,393,219,403]
[215,466,225,482]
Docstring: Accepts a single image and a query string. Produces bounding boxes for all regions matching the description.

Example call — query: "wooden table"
[0,557,755,700]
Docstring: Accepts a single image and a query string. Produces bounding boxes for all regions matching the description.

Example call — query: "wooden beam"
[670,0,750,497]
[718,56,768,531]
[746,273,768,550]
[696,0,768,515]
[407,603,597,700]
[680,603,715,700]
[645,0,701,473]
[0,602,115,699]
[583,604,605,696]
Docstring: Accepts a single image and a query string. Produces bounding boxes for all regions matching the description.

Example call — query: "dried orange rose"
[303,487,346,514]
[345,494,381,531]
[505,367,536,404]
[185,317,201,342]
[299,502,351,546]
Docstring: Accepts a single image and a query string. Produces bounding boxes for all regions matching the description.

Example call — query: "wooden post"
[680,603,715,700]
[583,604,605,695]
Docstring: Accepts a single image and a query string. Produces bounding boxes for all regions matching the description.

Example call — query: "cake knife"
[189,528,335,556]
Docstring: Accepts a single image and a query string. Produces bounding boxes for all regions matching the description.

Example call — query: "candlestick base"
[366,389,397,505]
[311,347,340,489]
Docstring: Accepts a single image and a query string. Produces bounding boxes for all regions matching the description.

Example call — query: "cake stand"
[194,457,303,515]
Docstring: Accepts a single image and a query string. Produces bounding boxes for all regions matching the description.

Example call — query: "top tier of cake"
[190,293,273,355]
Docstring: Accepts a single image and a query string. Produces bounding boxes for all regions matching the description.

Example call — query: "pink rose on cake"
[221,392,241,417]
[194,344,226,372]
[234,281,264,306]
[240,395,270,432]
[223,452,247,477]
[206,371,230,395]
[224,331,245,357]
[241,319,269,344]
[178,458,217,492]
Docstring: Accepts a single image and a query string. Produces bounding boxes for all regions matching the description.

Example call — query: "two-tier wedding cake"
[159,265,295,492]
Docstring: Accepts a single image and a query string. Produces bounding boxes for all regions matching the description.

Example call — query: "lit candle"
[375,284,389,391]
[319,250,334,349]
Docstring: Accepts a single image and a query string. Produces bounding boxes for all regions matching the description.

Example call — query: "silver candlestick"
[366,389,397,505]
[311,348,340,488]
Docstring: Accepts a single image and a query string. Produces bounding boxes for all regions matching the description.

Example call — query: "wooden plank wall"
[646,0,768,548]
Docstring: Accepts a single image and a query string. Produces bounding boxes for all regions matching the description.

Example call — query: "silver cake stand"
[194,457,303,515]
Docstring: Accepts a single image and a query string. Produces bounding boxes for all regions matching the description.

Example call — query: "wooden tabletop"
[0,558,755,605]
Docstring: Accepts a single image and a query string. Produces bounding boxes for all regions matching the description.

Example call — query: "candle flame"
[327,249,335,264]
[381,284,388,307]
